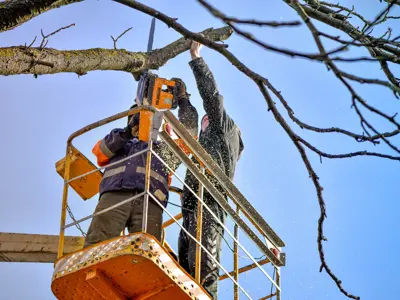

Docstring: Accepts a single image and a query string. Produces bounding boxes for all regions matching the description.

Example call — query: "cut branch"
[0,26,232,76]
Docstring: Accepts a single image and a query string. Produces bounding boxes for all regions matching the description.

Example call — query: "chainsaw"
[134,18,179,142]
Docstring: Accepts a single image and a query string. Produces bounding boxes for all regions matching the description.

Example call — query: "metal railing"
[58,105,285,300]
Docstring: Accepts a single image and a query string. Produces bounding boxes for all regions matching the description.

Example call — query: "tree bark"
[283,1,400,61]
[383,0,400,5]
[0,0,82,32]
[0,26,232,76]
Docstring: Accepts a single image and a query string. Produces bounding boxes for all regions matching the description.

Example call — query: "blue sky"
[1,0,399,299]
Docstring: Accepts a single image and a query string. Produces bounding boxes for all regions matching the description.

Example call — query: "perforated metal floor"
[52,233,211,300]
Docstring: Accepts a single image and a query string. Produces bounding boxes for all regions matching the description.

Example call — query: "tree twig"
[24,36,37,49]
[299,137,400,161]
[39,23,75,49]
[199,3,301,28]
[111,27,133,50]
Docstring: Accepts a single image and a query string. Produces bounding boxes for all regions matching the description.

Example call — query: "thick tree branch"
[318,1,371,25]
[288,1,400,63]
[0,0,82,32]
[383,0,400,5]
[0,26,232,76]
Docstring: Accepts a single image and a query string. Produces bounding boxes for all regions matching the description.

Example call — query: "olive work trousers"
[84,190,163,248]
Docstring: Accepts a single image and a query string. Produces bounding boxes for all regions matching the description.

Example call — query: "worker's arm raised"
[92,129,132,167]
[189,41,232,131]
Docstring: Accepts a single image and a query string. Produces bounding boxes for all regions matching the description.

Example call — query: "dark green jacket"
[182,57,244,208]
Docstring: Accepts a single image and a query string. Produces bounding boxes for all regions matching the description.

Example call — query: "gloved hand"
[125,113,140,137]
[124,124,138,138]
[170,77,190,107]
[175,79,186,98]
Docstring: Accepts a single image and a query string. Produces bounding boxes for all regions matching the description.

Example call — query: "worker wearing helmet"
[178,40,244,299]
[84,81,198,248]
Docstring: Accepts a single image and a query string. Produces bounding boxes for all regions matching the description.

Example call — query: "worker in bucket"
[178,40,244,299]
[84,78,198,248]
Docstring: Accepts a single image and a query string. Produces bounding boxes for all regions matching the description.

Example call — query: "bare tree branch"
[197,1,400,142]
[318,31,395,48]
[288,2,400,296]
[199,0,400,103]
[111,27,133,50]
[224,18,301,27]
[284,2,400,134]
[299,137,400,161]
[0,26,232,76]
[198,2,301,28]
[351,97,400,154]
[229,22,348,61]
[290,1,400,64]
[358,0,397,34]
[275,82,400,144]
[39,23,75,49]
[0,0,82,32]
[339,70,400,96]
[289,2,362,298]
[198,0,351,61]
[318,1,371,25]
[25,36,37,49]
[382,0,400,5]
[113,0,366,298]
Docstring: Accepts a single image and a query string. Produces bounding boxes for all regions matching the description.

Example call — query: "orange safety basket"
[51,233,211,300]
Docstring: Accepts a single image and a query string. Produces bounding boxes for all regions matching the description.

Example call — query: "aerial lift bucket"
[51,233,211,300]
[51,116,211,299]
[51,105,285,300]
[51,104,211,299]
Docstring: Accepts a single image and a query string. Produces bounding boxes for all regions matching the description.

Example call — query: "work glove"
[171,77,190,107]
[125,112,140,137]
